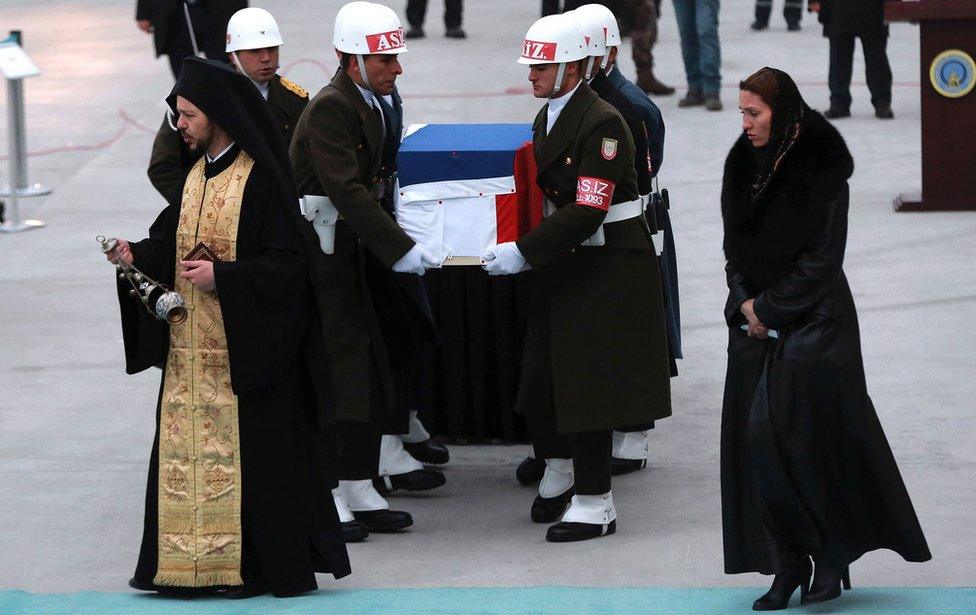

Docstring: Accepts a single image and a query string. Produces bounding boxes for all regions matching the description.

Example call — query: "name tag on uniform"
[576,176,615,211]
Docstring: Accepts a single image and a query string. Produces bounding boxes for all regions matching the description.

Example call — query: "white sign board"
[0,42,40,79]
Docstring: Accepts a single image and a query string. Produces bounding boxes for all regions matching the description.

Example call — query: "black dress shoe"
[404,439,450,466]
[445,27,467,39]
[824,106,851,119]
[750,21,768,31]
[530,488,574,523]
[802,564,851,605]
[678,89,705,108]
[373,469,446,494]
[341,520,369,543]
[405,26,425,39]
[222,581,269,600]
[352,509,414,532]
[787,22,802,32]
[546,519,616,542]
[516,456,545,486]
[875,105,894,119]
[753,558,812,610]
[610,457,647,476]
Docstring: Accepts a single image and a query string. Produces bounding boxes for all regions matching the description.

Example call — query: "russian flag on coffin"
[395,123,544,262]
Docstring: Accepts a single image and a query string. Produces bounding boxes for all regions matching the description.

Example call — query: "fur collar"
[722,110,854,262]
[723,110,853,221]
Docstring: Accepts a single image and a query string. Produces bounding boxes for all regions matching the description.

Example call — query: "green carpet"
[1,587,974,614]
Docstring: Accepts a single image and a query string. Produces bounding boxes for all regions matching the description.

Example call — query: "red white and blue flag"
[396,124,544,263]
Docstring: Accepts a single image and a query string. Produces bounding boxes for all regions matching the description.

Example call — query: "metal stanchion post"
[1,30,50,233]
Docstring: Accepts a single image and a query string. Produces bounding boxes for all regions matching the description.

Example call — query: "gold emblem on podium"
[930,49,976,99]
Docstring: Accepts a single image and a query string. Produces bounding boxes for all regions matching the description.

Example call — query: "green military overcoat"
[147,74,309,205]
[515,82,672,434]
[290,70,417,429]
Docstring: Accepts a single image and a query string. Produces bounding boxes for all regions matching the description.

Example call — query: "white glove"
[392,244,426,275]
[481,242,530,276]
[420,248,441,269]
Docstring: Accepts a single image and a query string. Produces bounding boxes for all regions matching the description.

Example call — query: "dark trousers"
[544,0,629,16]
[334,420,382,480]
[406,0,463,29]
[526,407,613,495]
[165,4,226,78]
[754,0,803,27]
[829,35,893,109]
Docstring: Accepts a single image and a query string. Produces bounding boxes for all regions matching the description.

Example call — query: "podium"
[886,1,976,211]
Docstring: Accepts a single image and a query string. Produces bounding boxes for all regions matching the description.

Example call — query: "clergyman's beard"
[183,125,214,155]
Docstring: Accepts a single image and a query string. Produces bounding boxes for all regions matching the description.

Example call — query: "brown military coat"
[290,69,417,428]
[147,74,309,205]
[515,81,672,434]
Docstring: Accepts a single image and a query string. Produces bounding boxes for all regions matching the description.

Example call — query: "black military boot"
[875,105,894,119]
[824,104,851,119]
[404,439,450,466]
[516,456,545,486]
[531,488,574,523]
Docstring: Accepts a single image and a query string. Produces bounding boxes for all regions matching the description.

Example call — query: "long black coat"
[120,156,350,595]
[719,111,930,574]
[291,71,432,432]
[816,0,888,38]
[136,0,247,57]
[515,83,671,434]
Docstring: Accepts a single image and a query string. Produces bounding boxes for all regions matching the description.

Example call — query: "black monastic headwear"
[166,57,296,203]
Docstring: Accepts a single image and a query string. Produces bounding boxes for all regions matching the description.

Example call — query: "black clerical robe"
[118,147,350,596]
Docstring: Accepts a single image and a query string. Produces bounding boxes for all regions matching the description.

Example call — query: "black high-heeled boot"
[802,564,851,604]
[752,558,812,611]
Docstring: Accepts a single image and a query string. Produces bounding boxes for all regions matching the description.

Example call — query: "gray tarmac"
[0,0,974,593]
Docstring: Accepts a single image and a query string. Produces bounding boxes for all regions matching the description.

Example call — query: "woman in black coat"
[720,67,930,611]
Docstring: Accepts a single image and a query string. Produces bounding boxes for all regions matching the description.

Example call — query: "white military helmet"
[333,1,407,90]
[574,3,622,68]
[333,2,407,56]
[568,9,608,80]
[517,15,588,96]
[225,7,283,52]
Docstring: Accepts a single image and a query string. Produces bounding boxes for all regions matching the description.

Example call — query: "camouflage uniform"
[628,0,674,94]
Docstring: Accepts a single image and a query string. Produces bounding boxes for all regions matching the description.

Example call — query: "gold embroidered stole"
[155,151,255,588]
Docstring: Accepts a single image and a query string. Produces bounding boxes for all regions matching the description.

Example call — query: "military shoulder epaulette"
[279,76,309,99]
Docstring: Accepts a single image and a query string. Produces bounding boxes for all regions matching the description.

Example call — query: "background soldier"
[136,0,248,78]
[487,14,671,543]
[583,1,683,475]
[147,7,309,206]
[626,0,675,95]
[290,2,444,541]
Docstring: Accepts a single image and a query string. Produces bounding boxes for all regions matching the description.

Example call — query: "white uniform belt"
[542,197,645,222]
[602,198,645,224]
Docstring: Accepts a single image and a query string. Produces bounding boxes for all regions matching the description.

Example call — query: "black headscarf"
[746,67,809,204]
[166,57,297,205]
